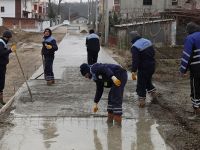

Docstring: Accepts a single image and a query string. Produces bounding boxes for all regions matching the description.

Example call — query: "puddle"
[0,117,172,150]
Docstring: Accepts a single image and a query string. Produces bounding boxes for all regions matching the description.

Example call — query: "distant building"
[71,16,88,24]
[119,0,200,19]
[0,0,48,30]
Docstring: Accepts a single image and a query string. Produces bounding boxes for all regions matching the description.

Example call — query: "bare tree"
[57,0,62,15]
[48,0,56,26]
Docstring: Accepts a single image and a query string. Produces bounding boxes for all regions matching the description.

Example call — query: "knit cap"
[80,63,90,76]
[186,22,200,34]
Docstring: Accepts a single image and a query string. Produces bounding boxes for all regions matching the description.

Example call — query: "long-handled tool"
[14,44,33,101]
[34,53,45,80]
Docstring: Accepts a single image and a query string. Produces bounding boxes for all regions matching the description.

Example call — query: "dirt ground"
[0,27,67,103]
[1,25,200,149]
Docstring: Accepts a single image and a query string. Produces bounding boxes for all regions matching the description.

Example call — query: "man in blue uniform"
[42,28,58,85]
[180,22,200,114]
[86,29,100,65]
[0,30,16,105]
[130,31,157,108]
[80,63,127,126]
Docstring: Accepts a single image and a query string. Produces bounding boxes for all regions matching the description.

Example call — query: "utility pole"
[88,0,91,24]
[104,0,109,46]
[68,5,71,22]
[95,0,98,32]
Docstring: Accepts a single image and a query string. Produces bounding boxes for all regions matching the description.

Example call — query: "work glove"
[11,44,17,52]
[132,72,137,80]
[111,76,121,87]
[179,72,187,78]
[93,103,98,113]
[45,44,52,49]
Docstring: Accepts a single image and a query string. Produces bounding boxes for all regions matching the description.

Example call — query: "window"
[1,6,5,12]
[143,0,152,5]
[172,0,178,5]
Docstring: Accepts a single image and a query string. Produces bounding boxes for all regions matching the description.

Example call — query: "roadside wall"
[109,19,174,50]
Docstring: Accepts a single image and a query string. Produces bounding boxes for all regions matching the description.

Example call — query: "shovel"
[13,43,33,101]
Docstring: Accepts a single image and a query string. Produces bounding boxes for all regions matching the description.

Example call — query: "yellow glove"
[45,44,52,49]
[111,76,121,87]
[93,103,98,113]
[132,72,137,80]
[11,44,16,52]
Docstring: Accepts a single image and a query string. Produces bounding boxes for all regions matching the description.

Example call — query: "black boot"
[0,92,5,105]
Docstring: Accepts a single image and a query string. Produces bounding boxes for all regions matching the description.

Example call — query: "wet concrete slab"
[0,117,171,150]
[0,29,173,149]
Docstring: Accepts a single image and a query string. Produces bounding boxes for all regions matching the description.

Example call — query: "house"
[0,0,48,30]
[119,0,200,19]
[71,16,88,24]
[119,0,181,19]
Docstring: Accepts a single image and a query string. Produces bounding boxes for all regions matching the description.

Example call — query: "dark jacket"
[131,37,155,72]
[180,32,200,76]
[0,38,12,65]
[90,63,125,103]
[86,33,100,52]
[42,36,58,55]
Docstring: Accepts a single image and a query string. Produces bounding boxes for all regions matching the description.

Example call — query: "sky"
[59,0,88,2]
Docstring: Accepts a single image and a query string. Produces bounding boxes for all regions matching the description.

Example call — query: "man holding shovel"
[0,30,16,105]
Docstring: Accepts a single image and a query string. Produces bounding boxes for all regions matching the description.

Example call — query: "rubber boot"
[47,80,53,86]
[194,108,200,115]
[138,97,146,108]
[51,80,55,84]
[113,115,122,126]
[0,92,5,105]
[150,91,158,104]
[107,112,114,124]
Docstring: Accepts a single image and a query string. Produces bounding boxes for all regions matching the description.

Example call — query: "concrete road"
[0,27,172,150]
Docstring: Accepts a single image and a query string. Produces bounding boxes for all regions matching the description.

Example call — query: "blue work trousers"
[107,70,127,115]
[0,65,6,93]
[44,55,54,81]
[136,69,155,98]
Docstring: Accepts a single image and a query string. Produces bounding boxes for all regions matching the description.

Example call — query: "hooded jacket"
[86,33,100,52]
[131,36,155,72]
[0,38,12,65]
[180,22,200,76]
[42,29,58,56]
[90,63,126,103]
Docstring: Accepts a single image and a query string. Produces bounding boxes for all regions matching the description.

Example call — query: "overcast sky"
[59,0,88,2]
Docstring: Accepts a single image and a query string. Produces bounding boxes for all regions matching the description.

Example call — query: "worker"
[41,28,58,85]
[179,22,200,114]
[130,31,157,108]
[0,30,16,105]
[80,63,127,126]
[86,29,100,65]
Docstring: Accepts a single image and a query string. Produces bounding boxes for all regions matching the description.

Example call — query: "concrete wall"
[120,0,185,18]
[3,18,37,29]
[0,0,15,25]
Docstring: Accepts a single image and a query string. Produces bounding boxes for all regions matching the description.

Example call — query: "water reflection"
[93,129,103,150]
[40,119,59,149]
[136,109,154,150]
[107,124,122,150]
